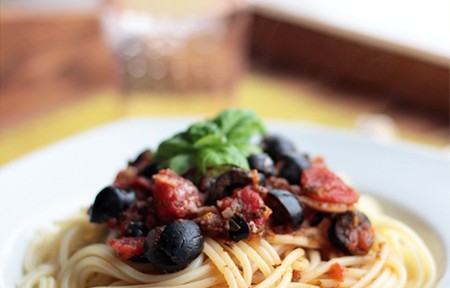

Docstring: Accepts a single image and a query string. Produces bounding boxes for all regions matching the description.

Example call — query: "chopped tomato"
[326,262,345,282]
[107,237,145,260]
[217,185,271,229]
[153,169,202,223]
[301,162,359,205]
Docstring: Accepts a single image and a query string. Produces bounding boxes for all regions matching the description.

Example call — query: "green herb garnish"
[153,109,266,175]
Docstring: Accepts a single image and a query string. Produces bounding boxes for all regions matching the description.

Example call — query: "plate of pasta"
[0,110,448,288]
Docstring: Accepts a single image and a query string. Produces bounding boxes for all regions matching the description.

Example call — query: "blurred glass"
[100,0,250,94]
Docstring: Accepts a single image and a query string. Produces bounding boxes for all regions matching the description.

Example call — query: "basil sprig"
[153,109,266,175]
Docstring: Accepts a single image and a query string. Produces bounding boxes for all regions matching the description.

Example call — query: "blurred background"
[1,0,449,164]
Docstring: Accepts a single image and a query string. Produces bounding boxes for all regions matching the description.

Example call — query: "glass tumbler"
[100,0,250,94]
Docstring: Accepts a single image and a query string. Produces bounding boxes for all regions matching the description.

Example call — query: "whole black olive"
[277,153,310,185]
[265,189,304,229]
[228,215,250,242]
[329,211,374,256]
[206,168,252,205]
[89,186,136,223]
[247,153,275,175]
[261,135,297,162]
[144,220,204,273]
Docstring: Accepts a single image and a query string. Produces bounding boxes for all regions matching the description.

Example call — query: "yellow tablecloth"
[0,74,441,165]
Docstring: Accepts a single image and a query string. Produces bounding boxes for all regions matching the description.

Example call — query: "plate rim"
[1,116,448,287]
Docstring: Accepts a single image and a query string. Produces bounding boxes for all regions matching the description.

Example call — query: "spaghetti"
[18,198,437,287]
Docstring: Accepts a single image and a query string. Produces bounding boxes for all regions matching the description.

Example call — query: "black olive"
[159,220,204,265]
[329,211,374,255]
[138,161,159,178]
[199,164,239,192]
[144,220,204,273]
[265,189,304,229]
[89,186,136,223]
[257,173,267,187]
[198,176,215,192]
[228,215,250,242]
[129,254,149,263]
[309,212,326,227]
[144,227,177,270]
[277,153,310,185]
[261,135,297,162]
[129,149,152,166]
[124,221,146,237]
[204,164,239,179]
[206,168,252,205]
[247,153,275,175]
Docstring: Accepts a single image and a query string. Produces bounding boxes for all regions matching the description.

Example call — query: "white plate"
[0,117,449,287]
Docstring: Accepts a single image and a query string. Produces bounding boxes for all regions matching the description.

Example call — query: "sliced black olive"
[247,153,275,175]
[138,161,159,178]
[144,220,204,273]
[265,189,304,229]
[129,254,149,263]
[261,135,297,162]
[228,215,250,242]
[277,153,310,185]
[206,168,252,205]
[198,165,238,192]
[309,212,326,227]
[204,164,239,179]
[89,186,136,223]
[129,149,152,166]
[329,211,374,255]
[144,226,178,270]
[198,176,215,192]
[159,220,204,265]
[124,221,146,237]
[257,173,267,187]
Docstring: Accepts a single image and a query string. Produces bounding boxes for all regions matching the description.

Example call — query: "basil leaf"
[197,145,249,173]
[193,134,225,148]
[186,121,222,143]
[155,134,192,160]
[164,154,195,175]
[214,109,266,142]
[154,109,267,174]
[234,141,261,156]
